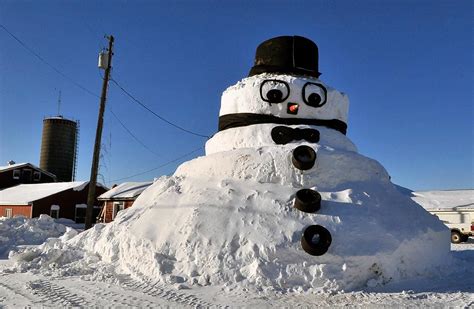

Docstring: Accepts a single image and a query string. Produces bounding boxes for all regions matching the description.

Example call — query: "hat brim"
[248,65,321,78]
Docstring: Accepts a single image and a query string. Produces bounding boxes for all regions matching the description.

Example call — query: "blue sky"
[0,0,472,190]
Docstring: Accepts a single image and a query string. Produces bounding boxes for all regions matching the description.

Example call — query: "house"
[0,161,57,189]
[0,181,108,223]
[98,182,153,222]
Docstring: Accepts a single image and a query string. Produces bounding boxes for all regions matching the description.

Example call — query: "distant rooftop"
[0,162,27,171]
[0,181,108,205]
[98,182,153,200]
[0,162,56,178]
[412,189,474,211]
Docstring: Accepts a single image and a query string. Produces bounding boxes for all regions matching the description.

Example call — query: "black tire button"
[301,225,332,256]
[292,145,316,170]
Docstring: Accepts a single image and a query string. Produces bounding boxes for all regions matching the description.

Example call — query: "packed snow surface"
[1,213,473,307]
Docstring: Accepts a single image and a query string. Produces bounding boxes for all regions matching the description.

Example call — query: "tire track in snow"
[0,271,42,305]
[0,281,36,305]
[120,278,220,307]
[26,279,92,307]
[73,280,162,307]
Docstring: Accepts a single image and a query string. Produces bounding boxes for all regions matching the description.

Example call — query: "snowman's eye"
[260,80,290,104]
[302,82,327,108]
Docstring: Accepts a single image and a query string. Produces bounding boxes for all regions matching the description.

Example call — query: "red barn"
[98,182,152,223]
[0,162,57,189]
[0,181,107,223]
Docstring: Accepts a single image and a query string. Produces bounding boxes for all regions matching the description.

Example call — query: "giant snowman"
[40,36,451,291]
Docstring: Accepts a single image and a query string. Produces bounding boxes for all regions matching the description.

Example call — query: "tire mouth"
[294,189,321,213]
[271,126,293,145]
[301,225,332,256]
[292,145,316,170]
[271,126,320,145]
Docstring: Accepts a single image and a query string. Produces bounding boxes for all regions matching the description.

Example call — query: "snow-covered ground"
[0,241,472,307]
[0,194,473,307]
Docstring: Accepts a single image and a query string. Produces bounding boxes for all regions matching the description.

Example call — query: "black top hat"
[248,36,321,78]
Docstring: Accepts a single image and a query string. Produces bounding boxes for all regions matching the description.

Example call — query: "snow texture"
[7,72,453,293]
[0,215,67,258]
[1,215,472,307]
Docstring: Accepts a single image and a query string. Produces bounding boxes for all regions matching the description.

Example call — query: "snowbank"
[7,224,118,279]
[0,215,67,258]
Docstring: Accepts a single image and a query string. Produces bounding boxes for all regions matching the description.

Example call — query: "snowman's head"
[218,36,349,135]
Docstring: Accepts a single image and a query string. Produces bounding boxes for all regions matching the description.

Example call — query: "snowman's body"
[68,36,450,291]
[159,72,448,290]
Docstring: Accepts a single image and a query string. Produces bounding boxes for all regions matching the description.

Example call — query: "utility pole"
[85,35,114,230]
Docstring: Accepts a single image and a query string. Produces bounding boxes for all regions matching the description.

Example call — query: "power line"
[1,24,163,160]
[1,23,210,140]
[110,78,210,139]
[108,146,203,183]
[108,108,162,158]
[0,24,99,98]
[2,23,207,184]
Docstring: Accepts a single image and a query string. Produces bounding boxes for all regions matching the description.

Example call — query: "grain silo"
[39,116,79,182]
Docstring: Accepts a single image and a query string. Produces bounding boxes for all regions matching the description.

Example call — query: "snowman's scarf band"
[218,113,347,135]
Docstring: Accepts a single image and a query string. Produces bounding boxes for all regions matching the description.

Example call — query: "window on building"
[112,201,125,219]
[33,171,41,181]
[13,170,20,179]
[75,204,87,223]
[5,208,12,218]
[50,205,60,219]
[22,169,32,182]
[74,204,101,224]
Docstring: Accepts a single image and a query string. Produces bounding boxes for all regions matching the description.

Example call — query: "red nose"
[287,103,299,115]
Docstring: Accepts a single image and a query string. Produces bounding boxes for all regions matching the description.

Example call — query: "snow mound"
[7,224,118,281]
[10,145,451,291]
[6,66,452,292]
[0,215,67,258]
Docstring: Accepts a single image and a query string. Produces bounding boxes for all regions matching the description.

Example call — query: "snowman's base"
[60,163,449,291]
[10,146,451,291]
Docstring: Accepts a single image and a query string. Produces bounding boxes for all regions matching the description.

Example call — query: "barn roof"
[0,181,106,205]
[0,162,57,179]
[98,182,153,200]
